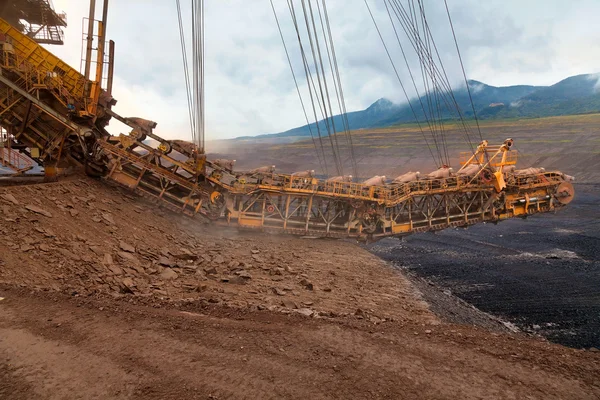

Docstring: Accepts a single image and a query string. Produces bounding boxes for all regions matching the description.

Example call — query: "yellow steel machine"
[0,1,575,241]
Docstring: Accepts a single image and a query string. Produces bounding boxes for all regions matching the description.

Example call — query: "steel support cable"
[416,0,478,158]
[286,1,329,123]
[300,0,343,176]
[317,0,359,179]
[294,0,336,155]
[175,0,195,141]
[191,0,198,147]
[394,0,477,148]
[191,0,200,149]
[190,0,206,151]
[403,0,447,162]
[443,0,482,142]
[389,0,477,156]
[433,78,450,165]
[299,45,328,123]
[200,0,206,150]
[304,0,344,176]
[289,8,328,124]
[409,0,434,131]
[198,0,206,150]
[418,0,449,165]
[269,0,326,175]
[388,0,477,165]
[390,0,467,136]
[364,0,438,167]
[288,0,330,175]
[418,1,440,140]
[382,0,442,167]
[440,0,487,164]
[306,0,343,173]
[319,0,359,178]
[390,0,460,116]
[383,0,436,145]
[313,0,349,156]
[412,0,444,166]
[288,0,330,171]
[384,0,448,173]
[391,0,465,113]
[409,0,456,163]
[408,0,435,135]
[317,5,358,180]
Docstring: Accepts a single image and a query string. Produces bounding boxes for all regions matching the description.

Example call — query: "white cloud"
[589,73,600,93]
[510,100,523,108]
[48,0,600,141]
[468,81,486,94]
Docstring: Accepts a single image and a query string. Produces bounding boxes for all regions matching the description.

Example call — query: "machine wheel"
[158,141,172,155]
[554,181,575,205]
[205,191,227,220]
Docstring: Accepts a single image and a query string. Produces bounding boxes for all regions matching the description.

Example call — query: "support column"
[83,0,96,81]
[43,159,58,182]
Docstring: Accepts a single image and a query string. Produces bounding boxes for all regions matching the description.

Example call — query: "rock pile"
[0,177,435,323]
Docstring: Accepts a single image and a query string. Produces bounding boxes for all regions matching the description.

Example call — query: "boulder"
[25,205,53,218]
[119,241,135,253]
[158,256,176,268]
[159,268,178,280]
[1,194,19,205]
[101,213,115,225]
[294,308,314,317]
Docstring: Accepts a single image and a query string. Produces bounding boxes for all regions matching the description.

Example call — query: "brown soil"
[1,177,599,399]
[0,178,431,322]
[212,113,600,183]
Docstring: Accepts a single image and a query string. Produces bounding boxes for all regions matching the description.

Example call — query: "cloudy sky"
[49,0,600,141]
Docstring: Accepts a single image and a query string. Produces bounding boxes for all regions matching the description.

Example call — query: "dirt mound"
[0,177,432,323]
[1,288,599,400]
[1,176,599,399]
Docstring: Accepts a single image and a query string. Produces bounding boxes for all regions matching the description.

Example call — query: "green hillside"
[251,73,600,139]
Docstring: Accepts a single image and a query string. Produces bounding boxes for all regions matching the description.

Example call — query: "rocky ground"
[0,178,432,322]
[1,177,599,399]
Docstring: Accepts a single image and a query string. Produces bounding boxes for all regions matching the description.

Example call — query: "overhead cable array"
[367,0,485,166]
[272,0,360,178]
[176,0,205,152]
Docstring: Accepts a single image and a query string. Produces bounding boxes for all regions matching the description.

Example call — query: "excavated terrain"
[214,115,600,351]
[0,176,599,399]
[371,183,600,350]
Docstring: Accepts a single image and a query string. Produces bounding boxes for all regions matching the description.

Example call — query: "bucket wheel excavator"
[0,0,574,241]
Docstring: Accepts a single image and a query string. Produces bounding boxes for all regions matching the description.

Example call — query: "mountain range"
[254,73,600,139]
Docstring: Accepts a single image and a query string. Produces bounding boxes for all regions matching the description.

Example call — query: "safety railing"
[459,150,517,167]
[225,168,566,208]
[227,171,477,207]
[0,18,88,106]
[513,171,564,187]
[0,146,34,172]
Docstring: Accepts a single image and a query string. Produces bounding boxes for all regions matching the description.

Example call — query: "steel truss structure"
[0,11,575,241]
